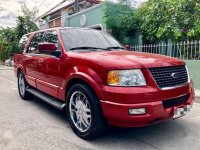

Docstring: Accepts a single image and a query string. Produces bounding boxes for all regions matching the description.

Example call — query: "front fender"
[15,64,25,77]
[64,66,105,100]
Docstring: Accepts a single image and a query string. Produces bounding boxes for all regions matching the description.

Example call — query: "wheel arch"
[16,66,24,76]
[65,76,107,139]
[65,73,105,101]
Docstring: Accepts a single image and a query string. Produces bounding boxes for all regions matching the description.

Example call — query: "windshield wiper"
[105,46,124,50]
[69,46,124,51]
[69,47,102,51]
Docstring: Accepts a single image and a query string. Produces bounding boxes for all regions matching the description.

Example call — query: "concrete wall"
[65,4,106,29]
[185,60,200,89]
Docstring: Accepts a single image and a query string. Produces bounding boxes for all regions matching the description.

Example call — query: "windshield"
[60,29,123,51]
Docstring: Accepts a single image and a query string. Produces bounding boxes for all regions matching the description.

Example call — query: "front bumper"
[100,82,195,127]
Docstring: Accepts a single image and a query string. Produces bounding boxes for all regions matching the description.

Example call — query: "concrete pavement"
[0,66,200,150]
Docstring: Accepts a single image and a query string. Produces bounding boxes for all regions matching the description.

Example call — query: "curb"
[195,89,200,98]
[195,89,200,103]
[0,65,13,70]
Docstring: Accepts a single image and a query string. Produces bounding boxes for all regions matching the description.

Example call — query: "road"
[0,67,200,150]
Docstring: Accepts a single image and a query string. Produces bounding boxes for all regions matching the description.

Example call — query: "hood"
[69,50,185,69]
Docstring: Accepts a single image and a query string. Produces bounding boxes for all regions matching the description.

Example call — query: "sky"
[0,0,146,28]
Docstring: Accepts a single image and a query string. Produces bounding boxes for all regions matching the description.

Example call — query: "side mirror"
[125,45,131,51]
[38,43,57,54]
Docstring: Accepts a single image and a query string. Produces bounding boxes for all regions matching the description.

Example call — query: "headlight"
[107,69,146,86]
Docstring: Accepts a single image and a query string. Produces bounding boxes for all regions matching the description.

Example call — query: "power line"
[38,0,46,9]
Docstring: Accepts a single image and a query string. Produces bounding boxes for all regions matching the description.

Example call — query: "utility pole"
[75,0,79,12]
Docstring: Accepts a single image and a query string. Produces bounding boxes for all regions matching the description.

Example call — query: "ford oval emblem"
[171,72,179,79]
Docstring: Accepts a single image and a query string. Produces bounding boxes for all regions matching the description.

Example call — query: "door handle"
[23,55,32,62]
[23,57,29,62]
[38,59,43,64]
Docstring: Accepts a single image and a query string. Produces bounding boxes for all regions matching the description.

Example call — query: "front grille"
[149,65,189,89]
[162,94,189,109]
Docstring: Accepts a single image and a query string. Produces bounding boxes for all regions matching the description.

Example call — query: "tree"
[104,1,136,44]
[16,4,39,39]
[16,16,27,40]
[0,3,39,61]
[0,28,19,61]
[130,0,200,43]
[20,3,39,33]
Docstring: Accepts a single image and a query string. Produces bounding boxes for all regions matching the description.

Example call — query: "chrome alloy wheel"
[18,73,25,96]
[69,91,92,132]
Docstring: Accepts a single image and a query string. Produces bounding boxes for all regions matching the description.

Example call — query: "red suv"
[14,27,195,139]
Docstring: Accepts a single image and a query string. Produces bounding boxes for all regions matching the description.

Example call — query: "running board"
[26,87,66,111]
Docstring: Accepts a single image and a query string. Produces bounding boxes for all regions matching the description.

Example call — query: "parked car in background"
[14,27,195,140]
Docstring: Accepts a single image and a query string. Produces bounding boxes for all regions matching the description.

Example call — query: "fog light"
[128,108,146,115]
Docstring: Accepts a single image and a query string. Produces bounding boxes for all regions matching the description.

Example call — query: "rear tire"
[66,83,107,140]
[17,71,31,100]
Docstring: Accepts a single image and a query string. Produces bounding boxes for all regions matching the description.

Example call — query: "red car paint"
[14,27,195,127]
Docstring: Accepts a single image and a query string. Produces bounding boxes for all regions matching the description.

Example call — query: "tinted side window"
[28,32,44,54]
[44,30,61,50]
[43,30,61,57]
[19,34,31,50]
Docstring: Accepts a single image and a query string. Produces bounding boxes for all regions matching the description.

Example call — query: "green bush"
[0,4,39,62]
[0,28,20,61]
[0,41,9,61]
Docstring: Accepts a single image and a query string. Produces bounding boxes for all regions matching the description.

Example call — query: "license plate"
[173,105,191,119]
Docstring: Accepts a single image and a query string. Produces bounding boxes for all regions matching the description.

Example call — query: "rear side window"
[28,32,44,54]
[18,34,31,50]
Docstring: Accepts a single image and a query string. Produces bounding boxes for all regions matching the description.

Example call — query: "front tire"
[17,71,30,100]
[67,83,107,140]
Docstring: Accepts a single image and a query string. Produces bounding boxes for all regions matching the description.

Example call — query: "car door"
[23,32,45,87]
[36,30,64,98]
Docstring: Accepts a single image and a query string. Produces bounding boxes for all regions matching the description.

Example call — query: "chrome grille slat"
[149,65,189,89]
[155,77,188,82]
[153,75,188,79]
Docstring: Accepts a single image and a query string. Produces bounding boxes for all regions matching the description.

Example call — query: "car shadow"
[28,95,196,149]
[28,96,69,123]
[89,120,193,149]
